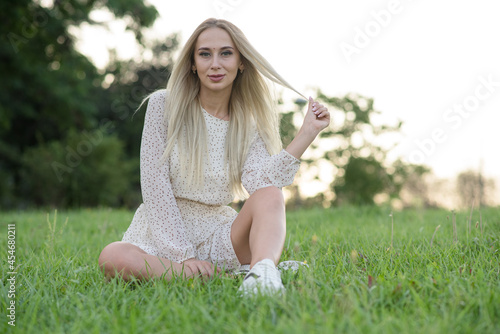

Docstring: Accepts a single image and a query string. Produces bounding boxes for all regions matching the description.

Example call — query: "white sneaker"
[233,264,250,276]
[277,261,309,273]
[238,259,285,296]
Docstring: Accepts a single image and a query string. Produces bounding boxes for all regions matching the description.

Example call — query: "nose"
[210,55,221,70]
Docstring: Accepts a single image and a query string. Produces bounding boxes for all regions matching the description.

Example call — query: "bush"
[20,129,134,208]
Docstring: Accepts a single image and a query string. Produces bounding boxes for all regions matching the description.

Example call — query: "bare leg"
[230,186,286,268]
[98,242,185,281]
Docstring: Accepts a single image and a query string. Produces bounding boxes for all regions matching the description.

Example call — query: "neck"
[198,87,232,119]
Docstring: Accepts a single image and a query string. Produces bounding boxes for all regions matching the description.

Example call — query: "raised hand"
[285,97,331,160]
[302,97,331,136]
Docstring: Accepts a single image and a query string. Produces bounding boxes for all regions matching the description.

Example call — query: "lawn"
[1,206,499,333]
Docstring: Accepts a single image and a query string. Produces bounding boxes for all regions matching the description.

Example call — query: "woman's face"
[192,27,244,96]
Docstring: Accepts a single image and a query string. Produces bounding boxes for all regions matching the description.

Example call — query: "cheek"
[229,59,240,71]
[194,57,208,69]
[195,60,204,70]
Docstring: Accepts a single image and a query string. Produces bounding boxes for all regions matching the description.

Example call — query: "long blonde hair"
[161,18,304,198]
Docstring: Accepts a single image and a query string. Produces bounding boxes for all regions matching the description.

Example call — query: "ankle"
[251,258,276,268]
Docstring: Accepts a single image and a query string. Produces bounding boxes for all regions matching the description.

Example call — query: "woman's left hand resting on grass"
[182,258,222,279]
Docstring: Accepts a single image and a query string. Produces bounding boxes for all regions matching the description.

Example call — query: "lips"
[208,74,225,82]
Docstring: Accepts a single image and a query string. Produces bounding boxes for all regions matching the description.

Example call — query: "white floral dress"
[122,90,300,270]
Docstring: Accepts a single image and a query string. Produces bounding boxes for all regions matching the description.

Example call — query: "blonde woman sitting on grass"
[98,18,330,295]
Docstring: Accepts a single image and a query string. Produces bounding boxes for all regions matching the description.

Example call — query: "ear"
[192,65,196,71]
[239,63,244,71]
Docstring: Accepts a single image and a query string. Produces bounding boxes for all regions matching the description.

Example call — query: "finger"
[205,261,222,274]
[203,267,213,278]
[199,263,215,277]
[316,109,329,118]
[308,96,315,113]
[190,264,201,277]
[313,106,325,117]
[207,264,224,278]
[312,103,324,115]
[193,263,206,276]
[209,264,221,276]
[183,264,195,278]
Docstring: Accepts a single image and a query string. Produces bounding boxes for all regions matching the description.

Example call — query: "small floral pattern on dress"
[122,90,300,270]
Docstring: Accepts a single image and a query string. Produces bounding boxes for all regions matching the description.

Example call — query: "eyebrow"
[197,46,234,51]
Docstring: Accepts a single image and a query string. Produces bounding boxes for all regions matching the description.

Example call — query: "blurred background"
[1,0,499,210]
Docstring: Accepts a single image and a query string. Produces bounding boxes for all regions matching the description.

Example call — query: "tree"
[456,170,496,208]
[0,0,159,208]
[279,91,428,207]
[96,37,179,206]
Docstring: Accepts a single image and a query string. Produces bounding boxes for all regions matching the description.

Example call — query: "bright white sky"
[77,0,500,193]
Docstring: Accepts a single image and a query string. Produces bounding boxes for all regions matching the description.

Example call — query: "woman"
[98,18,330,295]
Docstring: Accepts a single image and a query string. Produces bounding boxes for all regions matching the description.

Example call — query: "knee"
[253,186,285,209]
[98,242,129,276]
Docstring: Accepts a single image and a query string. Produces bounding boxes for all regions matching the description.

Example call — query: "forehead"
[196,27,235,49]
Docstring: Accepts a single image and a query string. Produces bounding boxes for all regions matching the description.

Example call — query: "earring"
[240,69,243,74]
[193,69,197,74]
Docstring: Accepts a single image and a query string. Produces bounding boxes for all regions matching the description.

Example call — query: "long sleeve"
[139,90,195,262]
[241,132,301,195]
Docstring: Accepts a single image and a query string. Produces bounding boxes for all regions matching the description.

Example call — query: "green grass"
[1,206,499,333]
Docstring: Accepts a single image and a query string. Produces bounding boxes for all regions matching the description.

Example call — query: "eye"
[199,52,210,57]
[221,51,233,56]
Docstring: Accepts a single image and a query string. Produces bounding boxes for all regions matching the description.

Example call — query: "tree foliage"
[280,92,429,207]
[0,0,165,208]
[21,129,132,207]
